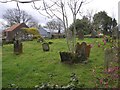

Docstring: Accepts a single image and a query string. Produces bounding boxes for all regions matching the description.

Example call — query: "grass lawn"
[2,38,112,88]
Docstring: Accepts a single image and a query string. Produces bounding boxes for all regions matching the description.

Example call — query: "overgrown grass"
[2,38,110,88]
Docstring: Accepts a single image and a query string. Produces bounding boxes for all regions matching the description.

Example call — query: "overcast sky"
[0,0,120,30]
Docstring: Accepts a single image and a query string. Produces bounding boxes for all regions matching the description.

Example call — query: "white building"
[38,27,65,38]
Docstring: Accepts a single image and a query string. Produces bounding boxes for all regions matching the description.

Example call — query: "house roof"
[4,23,29,32]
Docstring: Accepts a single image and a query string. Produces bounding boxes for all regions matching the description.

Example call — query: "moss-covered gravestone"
[14,40,23,55]
[60,42,91,63]
[42,43,50,51]
[59,52,73,62]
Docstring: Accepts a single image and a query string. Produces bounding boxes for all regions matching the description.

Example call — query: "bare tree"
[46,19,64,34]
[33,0,88,53]
[86,9,96,22]
[0,0,40,3]
[2,8,36,26]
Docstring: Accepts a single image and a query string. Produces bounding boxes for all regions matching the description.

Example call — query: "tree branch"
[0,0,40,3]
[76,1,83,14]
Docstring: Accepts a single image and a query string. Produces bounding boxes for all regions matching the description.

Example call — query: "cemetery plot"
[2,38,119,88]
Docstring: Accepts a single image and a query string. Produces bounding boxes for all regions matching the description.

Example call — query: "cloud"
[0,0,119,26]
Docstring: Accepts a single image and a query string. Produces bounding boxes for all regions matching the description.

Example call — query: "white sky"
[0,0,120,30]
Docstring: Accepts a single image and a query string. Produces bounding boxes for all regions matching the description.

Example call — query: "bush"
[22,28,41,39]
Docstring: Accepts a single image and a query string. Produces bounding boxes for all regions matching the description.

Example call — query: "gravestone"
[80,42,87,61]
[60,42,91,63]
[59,52,73,62]
[104,48,114,71]
[14,40,23,55]
[86,44,91,58]
[75,42,89,62]
[78,31,84,40]
[42,43,50,51]
[91,29,98,38]
[75,42,81,55]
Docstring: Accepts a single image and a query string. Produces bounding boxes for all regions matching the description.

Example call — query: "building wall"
[38,28,52,38]
[5,29,27,42]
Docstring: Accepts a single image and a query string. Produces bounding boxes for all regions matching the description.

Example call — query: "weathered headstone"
[80,42,87,61]
[78,32,84,40]
[75,42,91,62]
[14,40,23,55]
[42,43,50,51]
[59,52,73,62]
[60,42,91,63]
[104,48,113,71]
[86,44,91,58]
[91,29,98,38]
[75,42,81,55]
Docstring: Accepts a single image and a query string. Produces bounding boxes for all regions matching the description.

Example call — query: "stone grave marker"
[104,48,114,71]
[75,42,88,62]
[80,42,87,61]
[59,52,73,62]
[86,44,91,58]
[60,42,91,63]
[14,40,23,55]
[91,29,98,38]
[42,43,50,51]
[78,31,84,40]
[75,42,91,62]
[75,42,81,55]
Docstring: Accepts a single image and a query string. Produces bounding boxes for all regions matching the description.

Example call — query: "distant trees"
[69,16,92,35]
[2,8,38,27]
[112,18,117,28]
[93,11,117,35]
[69,11,117,36]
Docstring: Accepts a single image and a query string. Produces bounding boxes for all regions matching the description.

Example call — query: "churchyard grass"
[2,38,112,88]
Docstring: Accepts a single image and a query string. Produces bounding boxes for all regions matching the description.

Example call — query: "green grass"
[2,38,110,88]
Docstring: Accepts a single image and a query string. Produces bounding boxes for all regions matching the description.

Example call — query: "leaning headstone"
[14,40,23,55]
[42,43,50,51]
